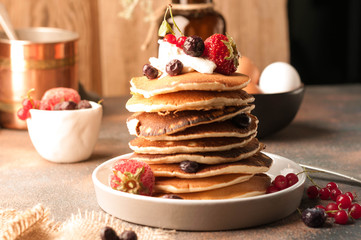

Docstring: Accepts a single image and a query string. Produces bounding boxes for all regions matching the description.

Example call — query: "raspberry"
[203,33,240,75]
[110,159,154,196]
[41,87,81,109]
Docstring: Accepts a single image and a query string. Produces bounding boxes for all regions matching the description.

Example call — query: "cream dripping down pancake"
[154,173,254,193]
[127,105,254,137]
[129,133,256,154]
[130,139,263,164]
[130,72,250,98]
[126,90,254,112]
[150,152,272,178]
[155,174,271,200]
[143,114,258,141]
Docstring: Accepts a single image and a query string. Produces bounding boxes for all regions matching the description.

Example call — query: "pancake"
[126,90,254,112]
[146,114,258,141]
[155,174,271,200]
[127,105,255,137]
[130,138,263,164]
[150,152,272,178]
[130,72,250,98]
[154,173,254,193]
[129,133,256,154]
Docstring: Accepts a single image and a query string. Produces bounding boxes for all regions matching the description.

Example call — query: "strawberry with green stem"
[110,158,155,196]
[203,33,240,75]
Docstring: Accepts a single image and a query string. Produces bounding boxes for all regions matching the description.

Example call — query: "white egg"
[259,62,301,93]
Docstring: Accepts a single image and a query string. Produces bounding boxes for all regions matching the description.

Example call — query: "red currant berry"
[325,202,339,217]
[318,187,331,200]
[345,192,354,201]
[307,185,319,199]
[330,188,342,201]
[22,98,35,110]
[326,182,338,190]
[274,175,288,190]
[266,185,280,194]
[349,203,361,219]
[17,107,30,120]
[176,36,187,48]
[336,194,352,209]
[163,34,177,44]
[286,173,299,186]
[334,210,349,225]
[315,205,326,211]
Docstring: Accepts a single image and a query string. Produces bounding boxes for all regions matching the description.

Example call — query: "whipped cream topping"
[149,40,216,78]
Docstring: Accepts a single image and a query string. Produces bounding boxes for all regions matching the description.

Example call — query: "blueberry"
[183,36,205,57]
[119,230,137,240]
[180,160,199,173]
[301,208,327,228]
[166,59,183,76]
[162,194,183,199]
[77,100,92,109]
[143,64,158,79]
[54,101,77,110]
[232,113,251,128]
[100,226,120,240]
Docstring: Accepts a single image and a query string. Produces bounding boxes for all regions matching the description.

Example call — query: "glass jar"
[166,0,226,40]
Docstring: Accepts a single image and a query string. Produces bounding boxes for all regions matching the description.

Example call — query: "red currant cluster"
[307,182,360,225]
[266,173,299,193]
[17,89,51,120]
[163,34,187,49]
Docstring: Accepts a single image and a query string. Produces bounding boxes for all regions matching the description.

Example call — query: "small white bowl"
[92,152,306,230]
[27,101,102,163]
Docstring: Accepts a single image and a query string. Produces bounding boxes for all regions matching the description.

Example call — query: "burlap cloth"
[0,204,175,240]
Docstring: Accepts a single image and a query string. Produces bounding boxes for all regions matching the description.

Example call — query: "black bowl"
[251,85,305,138]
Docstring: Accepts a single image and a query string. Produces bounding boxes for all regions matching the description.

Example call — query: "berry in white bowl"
[26,101,102,163]
[18,87,103,163]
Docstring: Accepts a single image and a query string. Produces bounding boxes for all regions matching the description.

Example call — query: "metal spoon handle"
[299,163,361,185]
[0,3,18,40]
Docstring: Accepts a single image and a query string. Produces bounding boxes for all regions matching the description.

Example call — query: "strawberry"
[41,87,81,109]
[110,158,155,196]
[203,33,240,75]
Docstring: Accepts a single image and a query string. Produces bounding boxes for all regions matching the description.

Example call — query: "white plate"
[92,152,305,230]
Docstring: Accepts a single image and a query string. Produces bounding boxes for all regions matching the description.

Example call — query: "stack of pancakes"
[126,71,272,200]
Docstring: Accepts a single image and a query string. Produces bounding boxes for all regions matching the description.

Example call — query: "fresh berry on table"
[110,159,155,196]
[118,230,138,240]
[301,208,327,228]
[100,226,138,240]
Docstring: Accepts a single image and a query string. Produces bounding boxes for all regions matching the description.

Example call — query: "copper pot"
[0,27,79,129]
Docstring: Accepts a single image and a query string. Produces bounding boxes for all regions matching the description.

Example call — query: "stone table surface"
[1,84,360,239]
